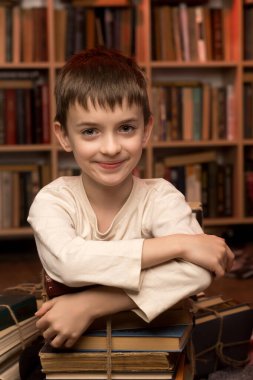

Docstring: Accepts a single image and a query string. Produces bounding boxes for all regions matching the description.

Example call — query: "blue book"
[73,324,192,353]
[0,293,37,331]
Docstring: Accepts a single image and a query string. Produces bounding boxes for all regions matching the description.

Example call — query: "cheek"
[125,135,143,150]
[74,141,97,158]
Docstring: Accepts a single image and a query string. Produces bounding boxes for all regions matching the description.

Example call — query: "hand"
[35,286,135,349]
[180,234,234,278]
[35,292,94,348]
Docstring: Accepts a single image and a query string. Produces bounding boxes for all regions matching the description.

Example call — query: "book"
[39,343,180,373]
[0,89,4,144]
[12,5,21,63]
[0,332,38,366]
[45,372,176,379]
[0,293,37,331]
[0,6,6,63]
[71,323,192,352]
[4,88,16,144]
[192,305,253,377]
[21,7,34,62]
[54,6,67,62]
[210,8,224,60]
[0,361,20,380]
[0,316,39,356]
[190,293,227,309]
[179,3,190,61]
[193,299,251,324]
[163,150,217,167]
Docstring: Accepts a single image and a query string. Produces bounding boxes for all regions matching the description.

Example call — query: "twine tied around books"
[0,303,25,350]
[4,282,44,301]
[190,305,250,374]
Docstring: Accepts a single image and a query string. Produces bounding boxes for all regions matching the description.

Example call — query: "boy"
[28,47,234,349]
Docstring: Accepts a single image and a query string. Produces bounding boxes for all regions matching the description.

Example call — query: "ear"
[142,115,153,147]
[54,122,72,152]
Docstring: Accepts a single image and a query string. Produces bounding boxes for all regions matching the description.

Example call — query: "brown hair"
[54,47,151,130]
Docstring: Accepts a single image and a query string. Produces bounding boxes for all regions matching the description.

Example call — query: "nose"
[100,134,122,156]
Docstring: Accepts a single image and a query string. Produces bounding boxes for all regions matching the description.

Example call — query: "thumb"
[35,299,55,317]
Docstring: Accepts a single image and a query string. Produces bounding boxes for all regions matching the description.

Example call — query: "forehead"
[67,98,143,122]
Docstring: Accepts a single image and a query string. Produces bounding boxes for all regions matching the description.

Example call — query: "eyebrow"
[75,118,140,128]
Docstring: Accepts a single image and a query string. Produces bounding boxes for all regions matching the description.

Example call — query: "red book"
[41,82,50,144]
[24,88,33,144]
[4,88,17,145]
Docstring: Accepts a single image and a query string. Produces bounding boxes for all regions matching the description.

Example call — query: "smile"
[97,161,125,170]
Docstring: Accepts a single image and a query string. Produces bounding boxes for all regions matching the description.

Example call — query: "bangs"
[54,48,151,127]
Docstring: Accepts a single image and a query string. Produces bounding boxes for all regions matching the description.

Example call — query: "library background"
[0,0,253,379]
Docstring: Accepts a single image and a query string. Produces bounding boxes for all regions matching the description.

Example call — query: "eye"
[81,128,99,137]
[119,124,136,134]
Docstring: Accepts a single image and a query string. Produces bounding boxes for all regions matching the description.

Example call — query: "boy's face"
[54,98,153,189]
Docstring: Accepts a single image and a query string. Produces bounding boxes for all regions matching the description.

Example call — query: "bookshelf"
[0,0,252,237]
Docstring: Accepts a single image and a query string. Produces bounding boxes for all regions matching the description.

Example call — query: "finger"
[36,316,50,331]
[213,265,225,279]
[50,334,67,348]
[226,247,235,271]
[35,300,54,317]
[64,337,78,348]
[43,327,57,341]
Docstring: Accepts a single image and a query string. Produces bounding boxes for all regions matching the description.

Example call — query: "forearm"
[83,285,137,320]
[142,235,180,269]
[142,233,234,278]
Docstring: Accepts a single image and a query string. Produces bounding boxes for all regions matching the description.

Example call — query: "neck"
[82,174,134,211]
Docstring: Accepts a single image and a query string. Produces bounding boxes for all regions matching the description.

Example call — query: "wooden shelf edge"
[151,140,238,148]
[204,217,253,226]
[0,228,33,238]
[0,145,53,152]
[151,61,239,69]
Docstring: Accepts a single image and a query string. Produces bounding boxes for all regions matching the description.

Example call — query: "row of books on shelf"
[0,163,50,229]
[54,0,136,63]
[151,82,236,142]
[0,76,50,145]
[0,0,48,63]
[151,2,234,62]
[0,0,137,64]
[154,151,233,218]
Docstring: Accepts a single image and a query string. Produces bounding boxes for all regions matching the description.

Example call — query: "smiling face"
[54,99,153,193]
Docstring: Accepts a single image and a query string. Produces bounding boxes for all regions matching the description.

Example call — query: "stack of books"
[0,292,39,380]
[190,293,253,378]
[39,301,193,380]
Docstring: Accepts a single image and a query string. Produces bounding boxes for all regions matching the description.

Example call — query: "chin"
[98,174,133,188]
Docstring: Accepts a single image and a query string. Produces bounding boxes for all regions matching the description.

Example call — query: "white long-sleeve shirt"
[27,175,212,322]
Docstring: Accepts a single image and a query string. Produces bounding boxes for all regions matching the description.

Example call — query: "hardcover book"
[191,299,253,377]
[71,323,192,353]
[39,344,180,373]
[0,293,37,331]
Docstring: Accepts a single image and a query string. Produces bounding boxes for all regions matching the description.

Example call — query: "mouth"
[97,161,125,170]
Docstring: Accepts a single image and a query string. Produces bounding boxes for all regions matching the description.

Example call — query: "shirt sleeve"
[126,181,212,322]
[27,188,143,291]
